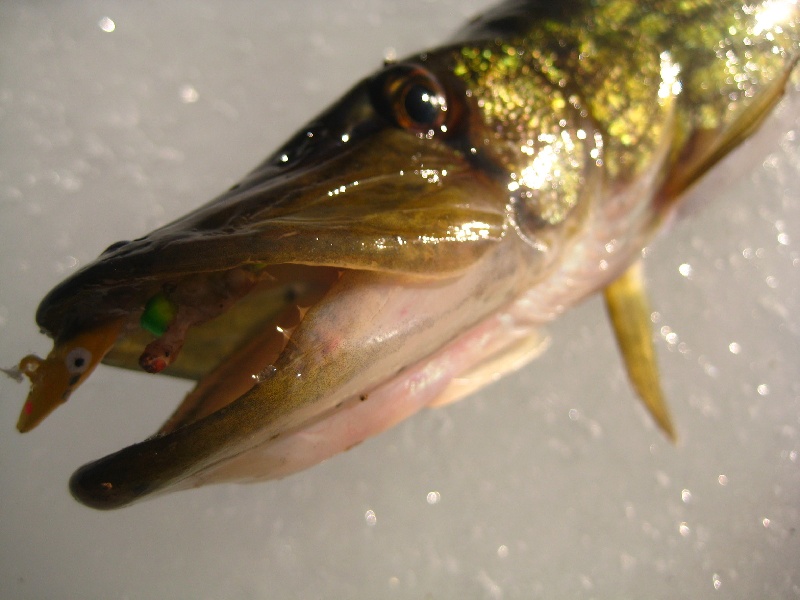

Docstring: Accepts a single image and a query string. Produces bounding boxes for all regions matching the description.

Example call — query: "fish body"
[9,0,799,508]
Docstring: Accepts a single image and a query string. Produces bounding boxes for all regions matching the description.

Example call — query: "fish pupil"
[403,84,442,126]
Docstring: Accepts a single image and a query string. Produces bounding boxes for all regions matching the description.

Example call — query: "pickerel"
[7,0,798,509]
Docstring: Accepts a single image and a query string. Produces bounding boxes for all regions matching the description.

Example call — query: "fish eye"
[65,347,92,376]
[397,81,446,130]
[374,65,453,135]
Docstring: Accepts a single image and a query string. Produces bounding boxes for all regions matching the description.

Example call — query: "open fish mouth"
[68,256,551,509]
[18,57,534,509]
[8,0,799,509]
[60,210,542,509]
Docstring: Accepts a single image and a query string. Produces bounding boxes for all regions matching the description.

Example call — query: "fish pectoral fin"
[603,262,676,442]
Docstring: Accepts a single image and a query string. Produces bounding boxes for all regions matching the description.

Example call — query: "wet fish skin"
[9,1,798,508]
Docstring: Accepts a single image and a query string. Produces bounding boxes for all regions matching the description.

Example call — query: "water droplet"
[98,16,115,32]
[620,552,636,570]
[497,545,509,558]
[718,474,728,486]
[679,522,690,536]
[713,574,722,590]
[678,263,693,277]
[364,509,377,526]
[179,85,199,104]
[580,575,593,590]
[757,384,770,396]
[728,342,741,354]
[252,365,277,383]
[681,489,692,503]
[426,491,440,505]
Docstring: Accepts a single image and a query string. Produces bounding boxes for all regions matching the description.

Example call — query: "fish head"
[20,44,536,510]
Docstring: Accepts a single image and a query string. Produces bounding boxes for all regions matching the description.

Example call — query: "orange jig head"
[13,319,123,432]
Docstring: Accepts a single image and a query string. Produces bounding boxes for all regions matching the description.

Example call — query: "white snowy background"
[1,1,798,598]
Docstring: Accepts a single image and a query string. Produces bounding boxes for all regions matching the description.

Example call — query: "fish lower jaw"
[175,294,550,488]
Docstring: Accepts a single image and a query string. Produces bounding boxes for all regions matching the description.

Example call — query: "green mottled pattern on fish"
[451,0,798,225]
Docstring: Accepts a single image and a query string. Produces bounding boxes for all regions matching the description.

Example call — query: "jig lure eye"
[373,64,454,134]
[65,347,92,375]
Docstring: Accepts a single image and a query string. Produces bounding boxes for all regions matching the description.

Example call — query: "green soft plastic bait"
[140,293,177,336]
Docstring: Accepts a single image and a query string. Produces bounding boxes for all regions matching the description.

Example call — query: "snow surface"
[1,1,798,598]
